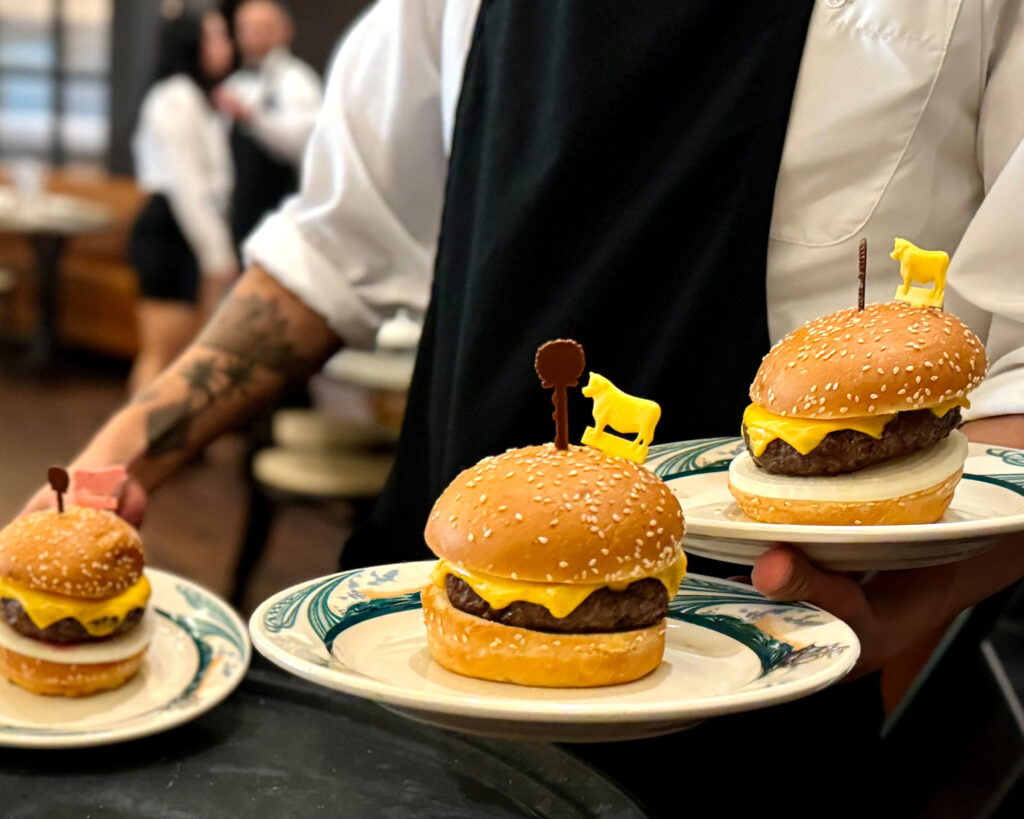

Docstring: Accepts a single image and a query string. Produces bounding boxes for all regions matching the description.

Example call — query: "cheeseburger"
[0,505,153,696]
[729,301,987,525]
[423,443,686,687]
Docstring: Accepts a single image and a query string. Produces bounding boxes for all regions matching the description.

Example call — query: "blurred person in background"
[213,0,322,251]
[128,8,238,396]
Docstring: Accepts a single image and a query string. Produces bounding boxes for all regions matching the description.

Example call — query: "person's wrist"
[961,414,1024,448]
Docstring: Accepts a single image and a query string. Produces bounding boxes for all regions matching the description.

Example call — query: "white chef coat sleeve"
[953,0,1024,422]
[148,91,237,275]
[243,0,447,349]
[246,60,323,165]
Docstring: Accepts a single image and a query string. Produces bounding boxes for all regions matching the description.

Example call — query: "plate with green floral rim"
[645,437,1024,570]
[0,568,250,749]
[250,561,858,742]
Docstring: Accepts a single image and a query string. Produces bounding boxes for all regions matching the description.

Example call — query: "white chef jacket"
[133,75,235,274]
[245,0,1024,422]
[220,47,323,167]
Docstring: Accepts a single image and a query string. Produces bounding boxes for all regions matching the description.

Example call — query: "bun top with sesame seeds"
[0,505,144,599]
[424,443,684,585]
[750,301,986,419]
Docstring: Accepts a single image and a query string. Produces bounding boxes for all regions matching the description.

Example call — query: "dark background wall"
[223,0,372,75]
[108,0,371,175]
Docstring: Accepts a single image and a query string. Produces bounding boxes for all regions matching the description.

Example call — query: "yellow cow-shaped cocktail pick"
[891,237,948,308]
[580,373,661,463]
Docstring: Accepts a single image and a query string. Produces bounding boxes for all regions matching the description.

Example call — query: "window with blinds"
[0,0,112,167]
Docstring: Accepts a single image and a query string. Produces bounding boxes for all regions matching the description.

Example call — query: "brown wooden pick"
[858,238,867,311]
[535,339,586,450]
[48,466,69,513]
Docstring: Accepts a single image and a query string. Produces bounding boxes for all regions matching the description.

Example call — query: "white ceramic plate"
[0,568,250,749]
[645,437,1024,571]
[251,561,858,743]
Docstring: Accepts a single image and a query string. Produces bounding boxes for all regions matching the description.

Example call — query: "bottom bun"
[0,645,145,697]
[729,469,963,525]
[421,582,665,687]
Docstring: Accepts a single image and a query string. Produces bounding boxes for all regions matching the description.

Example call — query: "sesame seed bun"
[424,444,684,585]
[728,429,968,525]
[750,302,986,419]
[0,506,144,599]
[421,583,664,687]
[0,644,145,697]
[729,470,962,526]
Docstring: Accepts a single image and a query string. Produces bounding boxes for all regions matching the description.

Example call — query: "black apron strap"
[346,0,814,571]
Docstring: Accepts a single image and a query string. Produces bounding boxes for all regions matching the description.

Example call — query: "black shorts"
[129,194,200,303]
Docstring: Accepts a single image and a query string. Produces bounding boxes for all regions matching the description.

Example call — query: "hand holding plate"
[752,544,957,679]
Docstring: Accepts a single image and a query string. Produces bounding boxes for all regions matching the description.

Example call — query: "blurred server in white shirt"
[213,0,323,250]
[128,9,237,396]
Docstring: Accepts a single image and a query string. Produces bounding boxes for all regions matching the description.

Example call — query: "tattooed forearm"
[140,292,326,458]
[197,293,324,375]
[145,397,200,457]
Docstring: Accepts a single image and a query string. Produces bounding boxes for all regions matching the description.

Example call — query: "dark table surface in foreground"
[0,657,646,819]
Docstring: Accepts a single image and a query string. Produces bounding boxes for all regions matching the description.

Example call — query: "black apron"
[346,2,887,813]
[346,0,813,573]
[229,121,297,250]
[129,194,200,303]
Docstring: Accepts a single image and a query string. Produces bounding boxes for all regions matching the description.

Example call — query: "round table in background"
[0,186,112,366]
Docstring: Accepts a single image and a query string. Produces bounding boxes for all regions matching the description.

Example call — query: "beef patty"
[1,598,144,644]
[747,407,961,477]
[445,574,668,633]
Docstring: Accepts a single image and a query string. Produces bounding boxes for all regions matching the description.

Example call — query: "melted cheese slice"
[931,397,970,417]
[0,575,151,637]
[742,397,970,457]
[430,554,687,620]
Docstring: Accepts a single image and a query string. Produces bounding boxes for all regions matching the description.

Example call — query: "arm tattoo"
[141,294,323,458]
[197,293,323,374]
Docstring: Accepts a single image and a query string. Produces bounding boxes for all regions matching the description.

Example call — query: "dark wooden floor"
[0,349,345,615]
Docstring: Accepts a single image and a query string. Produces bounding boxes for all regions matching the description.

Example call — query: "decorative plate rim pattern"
[251,562,859,727]
[646,437,1024,544]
